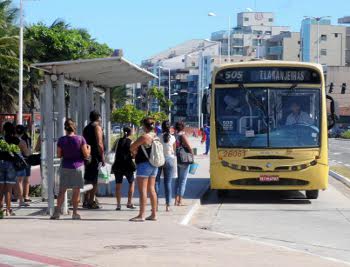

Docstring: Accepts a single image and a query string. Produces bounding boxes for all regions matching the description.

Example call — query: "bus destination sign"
[215,67,321,84]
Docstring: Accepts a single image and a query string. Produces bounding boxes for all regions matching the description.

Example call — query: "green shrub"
[341,130,350,139]
[29,185,42,197]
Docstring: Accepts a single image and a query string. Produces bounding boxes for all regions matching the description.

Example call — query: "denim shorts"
[16,168,27,177]
[136,162,158,178]
[0,160,17,185]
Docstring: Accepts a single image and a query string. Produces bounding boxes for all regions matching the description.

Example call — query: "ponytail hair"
[64,118,76,134]
[122,127,132,138]
[161,120,171,143]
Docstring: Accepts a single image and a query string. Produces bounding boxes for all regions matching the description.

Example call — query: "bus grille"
[230,178,309,186]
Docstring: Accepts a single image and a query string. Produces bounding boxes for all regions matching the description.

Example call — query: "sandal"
[24,199,32,203]
[6,209,16,216]
[126,204,136,209]
[88,201,101,209]
[116,204,121,211]
[72,214,81,220]
[50,207,60,220]
[145,215,157,221]
[129,217,145,222]
[19,201,30,207]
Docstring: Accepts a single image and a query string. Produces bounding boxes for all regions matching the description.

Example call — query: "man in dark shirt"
[83,111,105,209]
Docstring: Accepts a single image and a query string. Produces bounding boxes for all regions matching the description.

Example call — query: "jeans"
[175,164,190,197]
[156,156,175,205]
[205,140,210,154]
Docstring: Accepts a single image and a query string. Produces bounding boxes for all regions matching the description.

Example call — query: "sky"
[16,0,350,64]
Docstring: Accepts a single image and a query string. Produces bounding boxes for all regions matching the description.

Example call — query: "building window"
[244,17,249,22]
[321,49,327,56]
[265,31,272,35]
[298,41,301,44]
[269,18,273,22]
[335,33,339,38]
[321,34,327,41]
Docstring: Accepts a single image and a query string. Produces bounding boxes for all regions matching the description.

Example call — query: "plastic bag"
[98,165,111,184]
[105,152,115,165]
[189,163,199,175]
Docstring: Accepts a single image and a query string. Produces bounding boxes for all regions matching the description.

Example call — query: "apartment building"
[301,18,347,66]
[211,12,290,60]
[265,32,300,61]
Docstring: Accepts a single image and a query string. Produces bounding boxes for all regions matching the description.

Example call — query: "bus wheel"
[217,190,227,199]
[306,190,319,199]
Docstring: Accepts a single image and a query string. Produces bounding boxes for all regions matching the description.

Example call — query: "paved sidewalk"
[1,137,349,266]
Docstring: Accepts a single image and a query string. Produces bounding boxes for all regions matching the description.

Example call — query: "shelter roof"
[32,57,157,88]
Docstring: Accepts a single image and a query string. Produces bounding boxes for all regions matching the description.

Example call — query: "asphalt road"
[192,177,350,264]
[329,139,350,166]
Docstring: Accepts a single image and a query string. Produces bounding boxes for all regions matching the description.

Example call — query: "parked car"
[112,126,121,134]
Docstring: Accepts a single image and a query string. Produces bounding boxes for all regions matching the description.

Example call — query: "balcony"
[267,46,283,56]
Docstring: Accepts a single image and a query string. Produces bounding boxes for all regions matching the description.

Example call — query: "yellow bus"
[209,61,336,199]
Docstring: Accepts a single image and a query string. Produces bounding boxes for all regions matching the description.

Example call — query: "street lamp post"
[18,0,39,125]
[18,0,24,124]
[304,16,331,64]
[208,12,231,62]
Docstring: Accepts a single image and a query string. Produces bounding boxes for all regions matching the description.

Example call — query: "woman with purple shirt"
[51,119,90,220]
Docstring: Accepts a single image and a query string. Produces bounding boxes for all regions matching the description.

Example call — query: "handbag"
[26,153,41,166]
[12,152,28,171]
[176,135,194,164]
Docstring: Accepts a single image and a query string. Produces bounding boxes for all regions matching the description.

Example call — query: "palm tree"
[0,0,19,113]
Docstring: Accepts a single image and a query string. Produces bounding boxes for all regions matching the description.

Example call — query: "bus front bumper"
[210,163,329,191]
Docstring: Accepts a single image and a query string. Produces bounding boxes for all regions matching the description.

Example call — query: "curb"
[329,170,350,188]
[180,182,210,226]
[334,138,350,141]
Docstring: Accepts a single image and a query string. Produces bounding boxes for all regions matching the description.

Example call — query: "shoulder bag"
[176,135,194,165]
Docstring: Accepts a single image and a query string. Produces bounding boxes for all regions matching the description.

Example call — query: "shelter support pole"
[69,86,79,128]
[87,83,94,115]
[80,81,88,130]
[57,74,68,214]
[105,87,111,152]
[39,83,48,201]
[43,75,55,215]
[94,91,101,115]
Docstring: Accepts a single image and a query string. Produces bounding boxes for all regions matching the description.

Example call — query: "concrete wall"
[327,66,350,113]
[303,23,346,66]
[283,32,301,61]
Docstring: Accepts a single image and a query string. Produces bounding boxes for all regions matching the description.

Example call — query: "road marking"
[0,247,92,267]
[333,152,341,155]
[0,255,53,267]
[198,228,350,266]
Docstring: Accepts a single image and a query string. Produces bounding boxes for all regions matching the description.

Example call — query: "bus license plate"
[259,175,279,182]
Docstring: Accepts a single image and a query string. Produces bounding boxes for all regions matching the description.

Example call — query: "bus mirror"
[202,92,211,115]
[326,95,336,130]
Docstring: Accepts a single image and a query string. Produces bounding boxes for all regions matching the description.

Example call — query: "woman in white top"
[155,121,176,212]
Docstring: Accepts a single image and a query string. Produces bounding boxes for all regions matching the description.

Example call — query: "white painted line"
[329,170,350,188]
[204,230,350,266]
[338,161,344,164]
[180,183,210,226]
[180,201,200,226]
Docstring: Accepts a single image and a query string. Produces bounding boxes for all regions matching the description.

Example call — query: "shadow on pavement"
[202,190,312,205]
[104,177,210,200]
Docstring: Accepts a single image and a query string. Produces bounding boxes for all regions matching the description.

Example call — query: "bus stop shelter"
[32,57,157,215]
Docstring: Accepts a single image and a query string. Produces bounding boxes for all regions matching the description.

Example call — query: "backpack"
[141,136,165,167]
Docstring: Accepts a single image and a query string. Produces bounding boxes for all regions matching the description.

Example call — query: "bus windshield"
[215,87,321,148]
